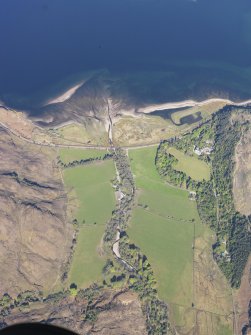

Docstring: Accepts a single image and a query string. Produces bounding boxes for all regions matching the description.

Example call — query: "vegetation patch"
[63,160,116,287]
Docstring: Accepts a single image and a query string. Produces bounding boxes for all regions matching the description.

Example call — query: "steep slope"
[233,114,251,216]
[1,289,147,335]
[0,127,73,296]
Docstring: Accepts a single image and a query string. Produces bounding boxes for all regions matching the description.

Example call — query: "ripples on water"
[1,0,251,106]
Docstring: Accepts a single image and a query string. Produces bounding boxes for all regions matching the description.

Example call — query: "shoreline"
[137,97,251,114]
[32,96,251,129]
[3,86,251,130]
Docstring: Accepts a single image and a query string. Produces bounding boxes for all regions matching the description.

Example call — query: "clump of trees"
[210,108,251,287]
[174,120,214,162]
[0,290,44,316]
[77,284,101,324]
[195,181,217,228]
[156,144,188,188]
[103,148,135,245]
[58,153,113,169]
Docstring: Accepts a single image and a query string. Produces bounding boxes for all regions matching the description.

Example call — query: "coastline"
[27,96,251,129]
[136,97,251,114]
[45,79,251,115]
[4,78,251,130]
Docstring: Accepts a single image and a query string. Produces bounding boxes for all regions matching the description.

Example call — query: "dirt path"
[3,96,251,151]
[2,96,251,152]
[0,118,163,151]
[112,231,121,259]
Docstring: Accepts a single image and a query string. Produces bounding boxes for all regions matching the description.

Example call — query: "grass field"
[130,207,194,305]
[68,225,105,288]
[59,147,108,164]
[128,147,233,334]
[129,147,201,305]
[56,122,108,146]
[167,147,210,181]
[63,160,116,288]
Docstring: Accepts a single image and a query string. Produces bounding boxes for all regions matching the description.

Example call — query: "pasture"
[128,147,233,334]
[167,147,210,181]
[63,159,116,287]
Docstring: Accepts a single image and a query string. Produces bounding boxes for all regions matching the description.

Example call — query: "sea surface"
[1,0,251,107]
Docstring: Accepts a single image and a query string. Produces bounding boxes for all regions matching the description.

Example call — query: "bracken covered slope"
[0,127,73,296]
[233,114,251,216]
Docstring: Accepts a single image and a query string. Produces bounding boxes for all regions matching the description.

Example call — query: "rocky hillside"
[1,289,147,335]
[0,127,73,296]
[233,113,251,216]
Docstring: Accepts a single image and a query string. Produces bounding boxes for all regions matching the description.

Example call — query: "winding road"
[1,97,251,151]
[0,118,160,151]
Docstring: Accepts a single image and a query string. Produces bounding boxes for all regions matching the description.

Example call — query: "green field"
[63,160,116,288]
[167,147,210,181]
[130,208,194,305]
[128,147,233,333]
[59,148,108,164]
[129,147,203,304]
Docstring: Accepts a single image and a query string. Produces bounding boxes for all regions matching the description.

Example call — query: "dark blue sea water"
[1,0,251,105]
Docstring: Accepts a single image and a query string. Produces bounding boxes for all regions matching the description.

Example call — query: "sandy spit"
[46,82,84,105]
[137,98,251,114]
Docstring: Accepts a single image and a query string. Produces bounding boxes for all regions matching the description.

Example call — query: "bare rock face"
[0,127,73,296]
[2,290,147,335]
